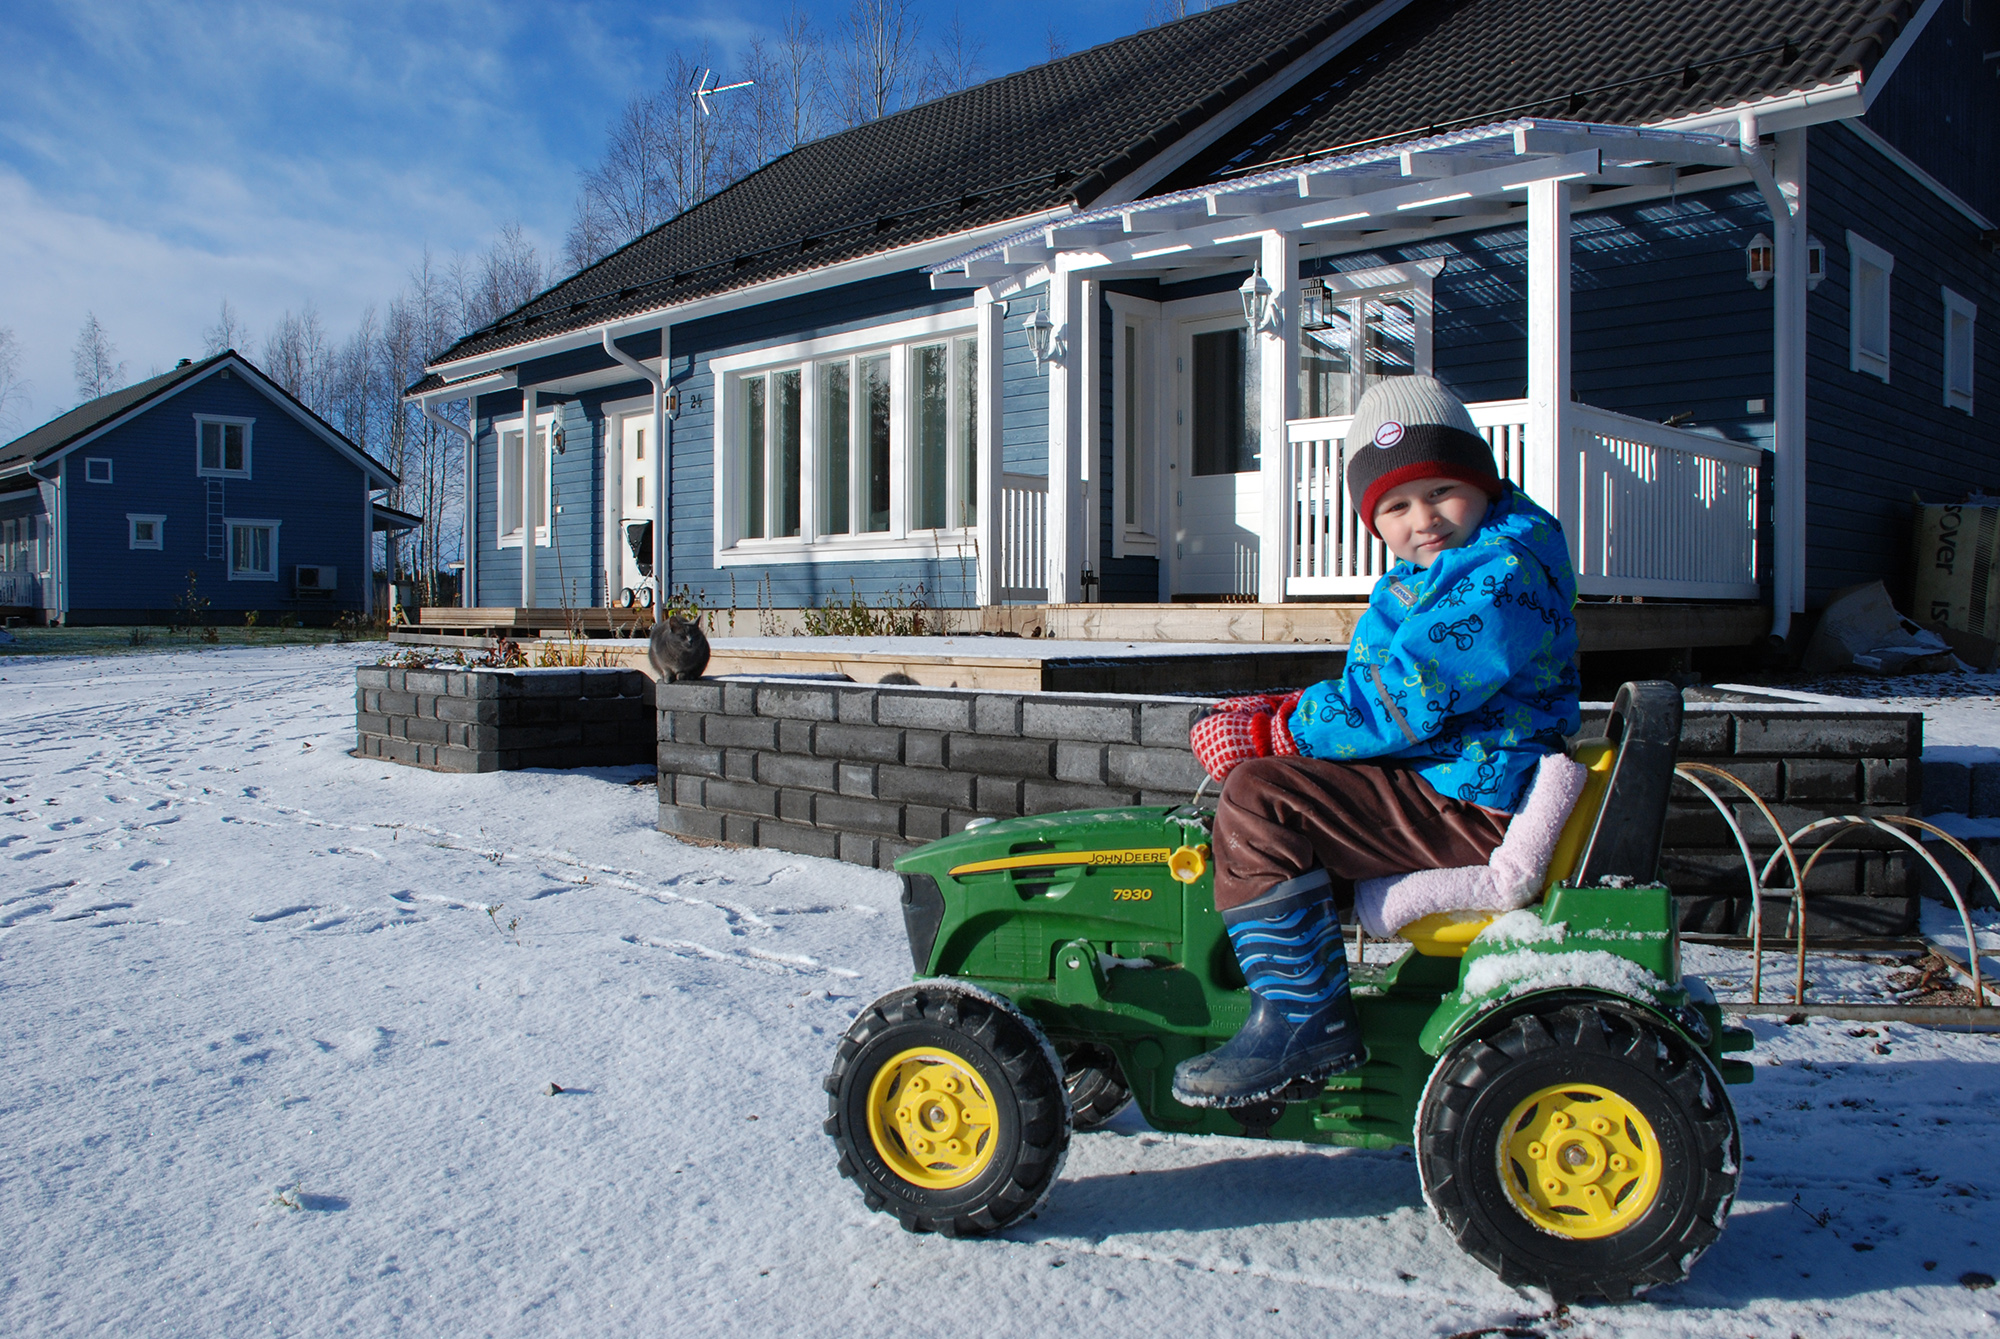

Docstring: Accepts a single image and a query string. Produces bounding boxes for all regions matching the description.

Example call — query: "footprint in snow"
[249,905,317,923]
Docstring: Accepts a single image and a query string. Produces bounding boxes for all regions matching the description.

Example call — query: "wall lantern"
[1299,279,1331,331]
[1746,233,1774,290]
[1239,265,1276,332]
[1023,298,1057,371]
[1805,235,1826,291]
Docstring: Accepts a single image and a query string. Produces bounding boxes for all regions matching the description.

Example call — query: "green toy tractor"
[823,683,1755,1301]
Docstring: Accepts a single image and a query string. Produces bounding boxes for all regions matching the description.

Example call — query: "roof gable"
[0,351,396,486]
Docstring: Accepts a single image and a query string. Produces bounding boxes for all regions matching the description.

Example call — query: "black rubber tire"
[1061,1044,1133,1132]
[824,983,1070,1236]
[1417,1000,1740,1303]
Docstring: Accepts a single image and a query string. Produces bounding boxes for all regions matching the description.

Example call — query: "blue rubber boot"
[1172,871,1365,1108]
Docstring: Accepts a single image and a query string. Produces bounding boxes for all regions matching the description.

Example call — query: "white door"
[1172,317,1260,598]
[618,414,656,602]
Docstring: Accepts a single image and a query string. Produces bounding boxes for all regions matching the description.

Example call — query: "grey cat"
[648,615,711,683]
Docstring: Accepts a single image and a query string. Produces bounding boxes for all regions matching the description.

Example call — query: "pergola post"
[1046,259,1084,604]
[1526,178,1576,566]
[1773,127,1807,623]
[1257,229,1299,604]
[520,385,537,609]
[974,290,1003,607]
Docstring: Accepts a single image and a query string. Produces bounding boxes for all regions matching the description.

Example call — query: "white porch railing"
[999,473,1049,602]
[1286,399,1762,600]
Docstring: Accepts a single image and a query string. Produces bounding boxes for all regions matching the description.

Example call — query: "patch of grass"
[0,625,372,659]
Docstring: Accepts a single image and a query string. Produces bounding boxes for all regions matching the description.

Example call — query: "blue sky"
[0,0,1169,428]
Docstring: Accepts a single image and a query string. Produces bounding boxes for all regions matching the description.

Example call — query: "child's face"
[1373,477,1489,568]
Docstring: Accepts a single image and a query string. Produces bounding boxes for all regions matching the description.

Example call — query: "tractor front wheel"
[825,982,1069,1236]
[1417,1001,1739,1302]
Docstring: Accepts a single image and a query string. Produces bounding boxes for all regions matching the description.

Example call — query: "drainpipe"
[1737,112,1801,647]
[24,458,63,624]
[601,328,669,619]
[422,399,476,607]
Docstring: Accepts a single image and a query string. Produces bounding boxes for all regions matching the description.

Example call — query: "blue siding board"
[1858,4,2000,224]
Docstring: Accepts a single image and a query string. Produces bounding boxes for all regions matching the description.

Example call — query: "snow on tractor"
[824,682,1756,1302]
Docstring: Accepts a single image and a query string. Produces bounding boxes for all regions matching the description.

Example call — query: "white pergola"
[933,117,1806,630]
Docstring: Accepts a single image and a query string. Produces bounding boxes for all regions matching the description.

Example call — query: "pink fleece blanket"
[1353,751,1590,938]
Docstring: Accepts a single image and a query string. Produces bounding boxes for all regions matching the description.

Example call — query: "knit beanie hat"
[1344,375,1503,536]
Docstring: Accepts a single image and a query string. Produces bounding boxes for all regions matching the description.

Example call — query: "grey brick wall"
[357,666,652,772]
[655,679,1932,936]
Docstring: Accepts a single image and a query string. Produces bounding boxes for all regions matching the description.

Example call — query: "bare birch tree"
[837,0,924,126]
[0,327,27,434]
[201,300,247,356]
[72,314,125,402]
[921,8,986,100]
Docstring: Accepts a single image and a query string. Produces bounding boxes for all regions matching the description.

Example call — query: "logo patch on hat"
[1372,420,1404,448]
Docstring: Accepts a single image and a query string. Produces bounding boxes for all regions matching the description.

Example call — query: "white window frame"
[1944,286,1977,416]
[710,309,979,565]
[495,410,556,550]
[128,514,164,550]
[194,415,254,478]
[85,458,113,483]
[1847,231,1894,383]
[224,518,280,581]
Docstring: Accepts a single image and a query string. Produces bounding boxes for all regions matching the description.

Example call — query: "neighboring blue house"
[409,0,1994,647]
[0,350,401,625]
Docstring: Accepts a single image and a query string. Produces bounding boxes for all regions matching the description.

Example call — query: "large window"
[1299,283,1423,418]
[498,417,552,548]
[1944,287,1977,416]
[715,317,978,560]
[1190,328,1251,476]
[1847,231,1894,383]
[226,519,278,580]
[196,417,253,477]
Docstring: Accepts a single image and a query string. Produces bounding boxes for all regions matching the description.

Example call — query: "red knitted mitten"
[1210,693,1284,717]
[1269,690,1304,756]
[1190,707,1274,783]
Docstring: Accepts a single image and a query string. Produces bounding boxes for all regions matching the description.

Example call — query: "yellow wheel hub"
[1499,1083,1662,1239]
[865,1046,999,1190]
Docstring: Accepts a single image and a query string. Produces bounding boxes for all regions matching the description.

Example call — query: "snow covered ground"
[5,645,2000,1337]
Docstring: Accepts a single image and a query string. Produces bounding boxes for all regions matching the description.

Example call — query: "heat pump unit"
[295,565,336,592]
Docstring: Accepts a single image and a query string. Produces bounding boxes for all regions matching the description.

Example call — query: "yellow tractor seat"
[1395,680,1683,957]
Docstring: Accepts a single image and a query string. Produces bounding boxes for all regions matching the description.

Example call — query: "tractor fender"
[1420,983,1702,1061]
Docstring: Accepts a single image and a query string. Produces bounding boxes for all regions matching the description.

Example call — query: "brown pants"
[1211,756,1511,912]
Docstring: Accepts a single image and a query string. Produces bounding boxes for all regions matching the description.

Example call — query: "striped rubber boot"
[1172,870,1365,1108]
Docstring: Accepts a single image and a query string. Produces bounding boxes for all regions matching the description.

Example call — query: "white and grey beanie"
[1344,375,1502,536]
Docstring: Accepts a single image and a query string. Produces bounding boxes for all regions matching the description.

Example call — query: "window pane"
[820,361,851,535]
[527,429,547,535]
[223,423,245,472]
[1949,311,1975,397]
[955,336,978,528]
[201,422,221,471]
[1191,329,1250,476]
[1361,297,1417,396]
[634,427,644,461]
[913,343,949,529]
[743,376,766,539]
[1858,264,1889,359]
[1124,326,1138,525]
[635,475,645,509]
[501,431,523,533]
[1301,303,1355,418]
[863,354,891,533]
[774,369,802,538]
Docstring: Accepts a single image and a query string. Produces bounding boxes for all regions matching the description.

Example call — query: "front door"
[1172,317,1260,598]
[618,413,656,603]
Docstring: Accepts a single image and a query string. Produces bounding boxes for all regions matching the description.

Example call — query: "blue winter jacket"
[1289,486,1581,812]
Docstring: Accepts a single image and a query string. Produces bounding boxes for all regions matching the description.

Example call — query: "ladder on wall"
[205,480,225,560]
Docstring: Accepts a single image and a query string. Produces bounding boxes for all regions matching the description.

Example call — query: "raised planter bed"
[356,666,651,773]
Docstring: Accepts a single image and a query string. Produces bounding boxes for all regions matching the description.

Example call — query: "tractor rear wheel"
[1061,1043,1133,1132]
[1417,1001,1739,1302]
[825,982,1069,1236]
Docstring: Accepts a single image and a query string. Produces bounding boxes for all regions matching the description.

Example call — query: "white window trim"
[224,517,280,581]
[85,457,113,483]
[711,311,980,567]
[1944,285,1977,416]
[128,513,164,551]
[1107,292,1162,559]
[1847,230,1894,383]
[195,415,255,478]
[494,411,557,550]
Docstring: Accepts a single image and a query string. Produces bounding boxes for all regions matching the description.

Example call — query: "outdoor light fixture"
[1240,265,1275,332]
[1746,233,1774,290]
[1299,280,1330,330]
[1023,299,1057,371]
[1805,235,1826,291]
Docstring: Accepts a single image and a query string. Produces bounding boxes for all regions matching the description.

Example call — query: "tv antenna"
[692,69,755,116]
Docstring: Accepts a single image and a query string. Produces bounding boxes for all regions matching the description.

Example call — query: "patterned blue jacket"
[1289,487,1581,812]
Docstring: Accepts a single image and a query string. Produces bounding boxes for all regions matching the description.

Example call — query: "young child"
[1175,375,1581,1108]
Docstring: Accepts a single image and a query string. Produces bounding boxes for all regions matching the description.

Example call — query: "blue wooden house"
[410,0,1995,648]
[0,350,402,625]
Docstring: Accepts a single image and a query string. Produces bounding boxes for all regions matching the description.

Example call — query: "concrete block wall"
[654,678,1208,869]
[357,666,652,773]
[661,679,1929,936]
